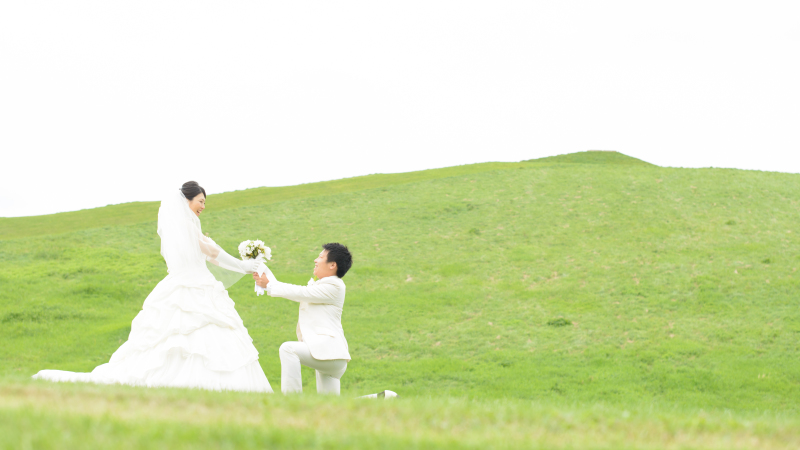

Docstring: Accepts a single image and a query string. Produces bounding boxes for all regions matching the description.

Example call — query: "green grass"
[526,150,655,165]
[3,381,800,449]
[0,161,530,241]
[2,150,800,448]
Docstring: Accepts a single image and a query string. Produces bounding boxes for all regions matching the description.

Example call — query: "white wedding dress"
[32,190,273,393]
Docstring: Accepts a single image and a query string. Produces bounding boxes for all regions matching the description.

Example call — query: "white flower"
[239,240,253,259]
[238,239,272,261]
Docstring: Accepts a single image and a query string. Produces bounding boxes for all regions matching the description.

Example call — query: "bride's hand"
[242,259,260,274]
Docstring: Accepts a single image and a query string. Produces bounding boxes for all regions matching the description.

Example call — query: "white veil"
[157,189,246,288]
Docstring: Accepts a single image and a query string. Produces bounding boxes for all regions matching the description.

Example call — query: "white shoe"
[380,390,398,399]
[358,390,398,399]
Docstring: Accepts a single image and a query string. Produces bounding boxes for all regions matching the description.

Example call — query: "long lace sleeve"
[200,234,248,288]
[199,235,245,273]
[199,235,221,260]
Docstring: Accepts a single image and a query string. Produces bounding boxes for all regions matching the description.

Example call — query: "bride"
[33,182,273,393]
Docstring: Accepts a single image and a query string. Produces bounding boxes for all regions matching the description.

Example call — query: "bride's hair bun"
[181,181,206,200]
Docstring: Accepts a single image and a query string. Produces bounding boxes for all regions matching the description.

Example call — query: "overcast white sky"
[1,1,798,218]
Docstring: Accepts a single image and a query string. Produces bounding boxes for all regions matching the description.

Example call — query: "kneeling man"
[254,243,352,395]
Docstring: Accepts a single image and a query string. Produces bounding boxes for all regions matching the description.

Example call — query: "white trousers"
[279,341,347,395]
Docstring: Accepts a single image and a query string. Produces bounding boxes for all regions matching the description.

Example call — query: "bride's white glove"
[215,249,260,273]
[240,259,261,274]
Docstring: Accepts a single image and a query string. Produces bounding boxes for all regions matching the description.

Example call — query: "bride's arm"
[198,235,221,259]
[199,234,258,273]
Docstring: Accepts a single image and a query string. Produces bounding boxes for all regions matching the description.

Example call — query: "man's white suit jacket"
[267,275,351,361]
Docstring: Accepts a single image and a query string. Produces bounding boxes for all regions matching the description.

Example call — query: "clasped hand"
[253,272,270,288]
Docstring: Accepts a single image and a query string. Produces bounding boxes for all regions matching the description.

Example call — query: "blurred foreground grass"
[2,379,799,450]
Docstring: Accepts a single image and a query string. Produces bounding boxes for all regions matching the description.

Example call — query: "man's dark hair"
[323,243,352,278]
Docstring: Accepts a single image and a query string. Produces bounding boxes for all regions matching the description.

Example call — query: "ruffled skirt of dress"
[32,271,273,393]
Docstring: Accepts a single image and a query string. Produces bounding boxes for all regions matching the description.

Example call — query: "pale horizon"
[2,1,798,218]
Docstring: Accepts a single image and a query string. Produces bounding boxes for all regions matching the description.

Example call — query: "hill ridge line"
[0,151,655,240]
[1,161,529,240]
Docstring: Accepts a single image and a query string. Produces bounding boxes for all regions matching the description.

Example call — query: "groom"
[253,243,352,395]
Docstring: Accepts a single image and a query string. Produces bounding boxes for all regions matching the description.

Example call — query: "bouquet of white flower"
[238,240,273,296]
[238,240,272,261]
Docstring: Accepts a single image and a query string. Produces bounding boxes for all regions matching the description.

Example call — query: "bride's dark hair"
[181,181,206,200]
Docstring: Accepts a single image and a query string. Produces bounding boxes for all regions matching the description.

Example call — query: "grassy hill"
[0,161,530,240]
[2,151,800,449]
[525,150,655,165]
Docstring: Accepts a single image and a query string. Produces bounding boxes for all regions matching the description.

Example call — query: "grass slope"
[0,161,530,241]
[526,150,654,165]
[1,151,799,448]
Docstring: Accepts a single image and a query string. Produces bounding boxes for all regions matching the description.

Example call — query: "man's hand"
[253,272,270,289]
